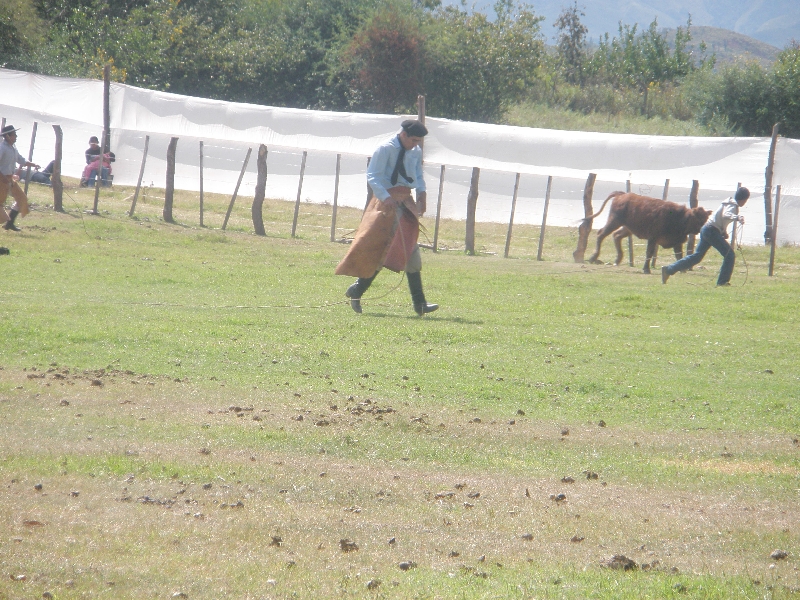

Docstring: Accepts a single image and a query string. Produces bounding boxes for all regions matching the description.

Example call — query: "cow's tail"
[584,191,624,221]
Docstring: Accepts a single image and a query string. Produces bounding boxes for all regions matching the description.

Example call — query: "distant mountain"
[442,0,799,49]
[679,26,780,66]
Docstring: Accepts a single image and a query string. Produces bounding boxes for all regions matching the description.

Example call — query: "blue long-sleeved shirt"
[0,139,26,176]
[366,134,426,201]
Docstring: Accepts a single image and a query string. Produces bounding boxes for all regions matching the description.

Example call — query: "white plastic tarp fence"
[2,67,799,246]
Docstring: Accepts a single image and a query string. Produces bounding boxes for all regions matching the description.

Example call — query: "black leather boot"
[407,271,438,316]
[345,272,377,314]
[3,209,20,232]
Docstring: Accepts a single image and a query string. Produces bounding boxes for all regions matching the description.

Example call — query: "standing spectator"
[662,187,750,286]
[335,119,438,316]
[1,124,39,232]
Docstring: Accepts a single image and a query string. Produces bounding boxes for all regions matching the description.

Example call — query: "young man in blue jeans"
[661,187,749,286]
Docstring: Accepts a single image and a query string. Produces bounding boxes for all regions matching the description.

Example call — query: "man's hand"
[737,216,745,224]
[416,191,427,216]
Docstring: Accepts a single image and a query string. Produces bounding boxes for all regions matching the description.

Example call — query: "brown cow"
[585,192,711,273]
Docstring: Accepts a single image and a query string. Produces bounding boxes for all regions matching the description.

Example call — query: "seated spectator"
[16,161,54,186]
[85,136,101,165]
[82,152,114,187]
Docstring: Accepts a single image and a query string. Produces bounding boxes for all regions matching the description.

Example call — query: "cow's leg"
[643,239,657,273]
[673,244,684,261]
[611,227,629,265]
[587,219,622,264]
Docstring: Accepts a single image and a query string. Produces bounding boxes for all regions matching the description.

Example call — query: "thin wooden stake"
[52,125,63,212]
[626,180,633,266]
[291,151,308,238]
[504,173,521,258]
[330,153,341,242]
[768,185,782,276]
[432,165,445,252]
[223,147,252,230]
[465,167,480,255]
[129,135,149,216]
[537,176,552,261]
[199,141,204,226]
[687,180,699,254]
[23,121,37,196]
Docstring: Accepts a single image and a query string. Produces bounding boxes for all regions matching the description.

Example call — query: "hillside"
[441,0,800,49]
[680,26,781,66]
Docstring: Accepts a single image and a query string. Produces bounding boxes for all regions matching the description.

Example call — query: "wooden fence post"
[730,181,741,244]
[763,123,780,245]
[330,153,341,242]
[163,136,178,223]
[103,64,111,152]
[252,144,268,236]
[651,178,670,266]
[199,141,204,226]
[504,173,521,258]
[573,173,597,262]
[768,185,782,276]
[625,180,633,265]
[91,128,106,215]
[52,125,63,212]
[465,167,480,255]
[687,180,699,254]
[129,135,149,216]
[291,151,307,238]
[23,121,38,196]
[222,147,252,231]
[432,165,445,252]
[536,175,552,261]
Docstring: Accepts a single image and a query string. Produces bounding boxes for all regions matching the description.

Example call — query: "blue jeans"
[664,224,735,285]
[88,167,111,186]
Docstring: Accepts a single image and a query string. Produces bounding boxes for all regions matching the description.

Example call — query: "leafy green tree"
[553,1,588,86]
[422,1,545,122]
[0,0,48,68]
[772,43,800,137]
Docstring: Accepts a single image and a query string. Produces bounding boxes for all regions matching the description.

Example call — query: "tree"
[553,1,588,86]
[772,43,800,137]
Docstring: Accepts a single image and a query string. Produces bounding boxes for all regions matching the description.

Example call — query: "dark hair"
[734,187,750,202]
[401,119,428,137]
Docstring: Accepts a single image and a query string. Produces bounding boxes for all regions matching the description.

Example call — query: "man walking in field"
[336,119,438,316]
[661,187,749,286]
[1,124,39,232]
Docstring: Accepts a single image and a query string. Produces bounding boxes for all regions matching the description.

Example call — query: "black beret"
[734,187,750,202]
[401,119,428,137]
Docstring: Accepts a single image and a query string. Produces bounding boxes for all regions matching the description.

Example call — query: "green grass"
[0,180,798,599]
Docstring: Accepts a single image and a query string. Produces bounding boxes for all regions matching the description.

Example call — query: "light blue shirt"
[0,139,26,176]
[367,134,426,201]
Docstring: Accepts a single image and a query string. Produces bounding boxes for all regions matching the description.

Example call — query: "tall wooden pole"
[763,123,780,245]
[223,147,252,230]
[103,64,111,154]
[330,153,341,242]
[52,125,63,212]
[504,173,521,258]
[129,135,149,216]
[432,165,445,252]
[291,151,307,238]
[23,121,37,196]
[730,181,741,245]
[572,173,597,262]
[768,186,782,276]
[465,167,480,255]
[91,129,106,215]
[536,175,553,261]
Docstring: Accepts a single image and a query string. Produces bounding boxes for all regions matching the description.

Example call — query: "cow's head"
[684,207,711,234]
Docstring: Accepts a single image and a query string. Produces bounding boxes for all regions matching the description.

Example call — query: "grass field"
[1,181,798,599]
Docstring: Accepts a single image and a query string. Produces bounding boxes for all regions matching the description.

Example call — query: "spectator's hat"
[1,124,21,137]
[400,119,428,137]
[89,136,100,143]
